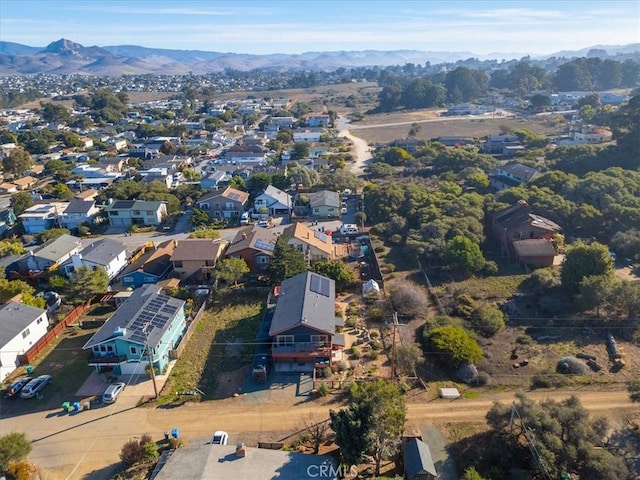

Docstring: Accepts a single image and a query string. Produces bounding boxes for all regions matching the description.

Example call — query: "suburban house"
[170,238,228,281]
[12,176,35,191]
[225,151,265,164]
[98,157,126,172]
[483,134,521,154]
[253,185,292,217]
[392,137,421,154]
[269,271,344,373]
[60,238,128,280]
[304,114,331,127]
[512,239,558,267]
[66,177,116,191]
[489,163,539,191]
[283,222,348,262]
[83,284,186,375]
[268,116,295,129]
[8,234,81,280]
[19,202,67,234]
[0,302,49,381]
[58,199,101,231]
[200,170,231,190]
[117,240,176,288]
[403,437,438,480]
[225,226,278,273]
[572,125,613,144]
[491,201,562,260]
[105,200,168,227]
[153,442,337,480]
[0,182,17,194]
[196,187,249,221]
[74,189,99,201]
[293,128,323,143]
[307,190,340,218]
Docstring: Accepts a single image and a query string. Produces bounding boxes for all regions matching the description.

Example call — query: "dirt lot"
[350,111,568,144]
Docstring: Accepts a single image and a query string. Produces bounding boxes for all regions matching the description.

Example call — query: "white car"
[102,382,126,404]
[211,431,229,445]
[20,374,52,398]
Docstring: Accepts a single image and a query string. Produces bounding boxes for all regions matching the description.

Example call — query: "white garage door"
[120,361,145,375]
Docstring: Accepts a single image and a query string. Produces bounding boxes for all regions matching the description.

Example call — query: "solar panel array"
[254,239,275,252]
[128,295,179,344]
[112,200,136,209]
[228,192,240,201]
[310,274,331,297]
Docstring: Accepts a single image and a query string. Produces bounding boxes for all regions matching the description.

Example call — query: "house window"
[174,261,183,268]
[21,328,30,339]
[205,260,215,266]
[37,316,43,324]
[100,345,107,352]
[146,210,154,215]
[93,346,99,352]
[256,256,269,264]
[311,335,328,347]
[106,345,113,352]
[133,210,141,215]
[313,208,319,213]
[277,335,294,347]
[111,211,119,216]
[130,346,138,355]
[200,203,209,210]
[214,211,221,217]
[123,277,133,283]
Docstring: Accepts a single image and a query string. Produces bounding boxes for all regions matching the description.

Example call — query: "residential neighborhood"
[0,23,638,480]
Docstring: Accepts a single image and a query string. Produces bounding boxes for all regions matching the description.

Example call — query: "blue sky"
[1,0,638,55]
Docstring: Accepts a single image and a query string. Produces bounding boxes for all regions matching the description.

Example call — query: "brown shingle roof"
[226,226,278,256]
[170,239,228,262]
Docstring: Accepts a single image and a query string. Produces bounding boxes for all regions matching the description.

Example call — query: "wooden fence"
[169,300,208,360]
[17,298,94,365]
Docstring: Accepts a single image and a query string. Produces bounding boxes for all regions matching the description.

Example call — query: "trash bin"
[164,432,169,441]
[26,365,34,374]
[62,401,71,412]
[171,428,179,439]
[73,401,80,411]
[84,402,91,410]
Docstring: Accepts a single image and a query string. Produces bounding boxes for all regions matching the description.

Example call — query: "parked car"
[102,382,126,404]
[257,220,269,228]
[341,207,348,215]
[240,212,250,225]
[211,431,229,445]
[20,375,52,398]
[3,377,32,399]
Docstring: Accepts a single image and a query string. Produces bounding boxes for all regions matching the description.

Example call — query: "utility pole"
[143,323,158,399]
[389,312,406,381]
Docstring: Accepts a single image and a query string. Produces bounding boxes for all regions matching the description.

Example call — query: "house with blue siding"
[116,240,176,288]
[83,284,186,375]
[269,272,344,373]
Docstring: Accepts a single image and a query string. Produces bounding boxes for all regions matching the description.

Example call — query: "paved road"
[2,388,635,479]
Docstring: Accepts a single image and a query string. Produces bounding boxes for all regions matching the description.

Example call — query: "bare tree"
[303,414,330,454]
[389,282,428,318]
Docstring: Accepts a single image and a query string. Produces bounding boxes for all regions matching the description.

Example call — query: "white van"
[240,212,250,225]
[339,224,358,234]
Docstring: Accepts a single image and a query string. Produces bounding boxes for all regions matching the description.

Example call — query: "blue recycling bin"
[73,402,80,411]
[171,428,179,439]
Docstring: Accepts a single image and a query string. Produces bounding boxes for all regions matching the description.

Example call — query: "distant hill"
[0,38,637,76]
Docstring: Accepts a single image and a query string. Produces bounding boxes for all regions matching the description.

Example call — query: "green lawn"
[158,291,264,404]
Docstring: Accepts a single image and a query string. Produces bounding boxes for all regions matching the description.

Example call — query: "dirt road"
[5,388,636,479]
[337,116,372,175]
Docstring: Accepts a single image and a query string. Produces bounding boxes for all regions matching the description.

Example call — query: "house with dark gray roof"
[60,238,128,280]
[269,272,344,373]
[225,226,278,273]
[8,234,82,281]
[196,187,249,221]
[83,284,186,375]
[58,199,101,231]
[489,162,539,191]
[403,437,438,480]
[0,302,49,381]
[307,190,340,218]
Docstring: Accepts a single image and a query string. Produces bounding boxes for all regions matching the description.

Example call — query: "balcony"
[272,342,331,358]
[87,353,128,366]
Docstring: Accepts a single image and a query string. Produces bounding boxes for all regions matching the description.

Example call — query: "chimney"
[235,443,246,458]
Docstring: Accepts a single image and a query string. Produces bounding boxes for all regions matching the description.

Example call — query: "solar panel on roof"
[314,230,328,242]
[309,274,331,297]
[254,239,275,252]
[113,200,136,209]
[228,192,240,200]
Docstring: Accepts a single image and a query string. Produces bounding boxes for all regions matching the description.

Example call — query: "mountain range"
[0,38,638,76]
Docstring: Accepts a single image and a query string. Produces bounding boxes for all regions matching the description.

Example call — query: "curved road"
[3,388,636,479]
[337,116,372,176]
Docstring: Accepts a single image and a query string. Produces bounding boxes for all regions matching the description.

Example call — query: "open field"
[17,91,176,110]
[350,112,569,144]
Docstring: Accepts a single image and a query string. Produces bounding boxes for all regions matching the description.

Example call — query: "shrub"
[141,442,159,462]
[317,383,330,397]
[390,283,428,318]
[483,260,499,275]
[556,356,589,374]
[389,234,403,245]
[424,325,483,367]
[119,440,143,466]
[370,340,382,350]
[168,437,184,449]
[470,303,506,337]
[0,432,32,472]
[320,367,332,378]
[516,334,534,345]
[345,317,358,328]
[366,350,379,360]
[374,246,385,253]
[337,361,350,372]
[6,461,36,480]
[368,306,385,322]
[350,346,362,359]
